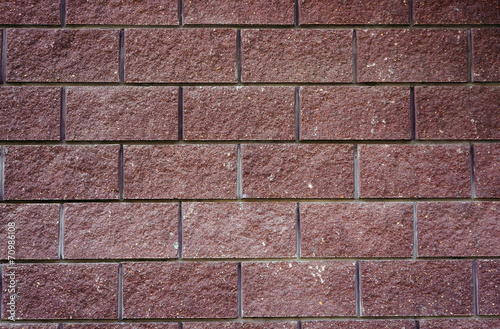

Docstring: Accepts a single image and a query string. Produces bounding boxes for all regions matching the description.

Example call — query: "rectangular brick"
[64,325,178,329]
[300,86,410,140]
[66,86,178,141]
[184,323,297,329]
[123,262,237,318]
[358,29,467,82]
[0,86,60,141]
[420,319,500,329]
[303,320,416,329]
[124,145,237,199]
[183,86,295,141]
[414,0,500,24]
[359,144,471,198]
[0,0,60,24]
[0,325,59,329]
[182,202,296,258]
[473,28,500,82]
[242,144,354,198]
[242,261,356,317]
[126,29,236,83]
[7,29,119,82]
[474,144,500,198]
[301,202,413,258]
[477,260,500,315]
[242,29,353,82]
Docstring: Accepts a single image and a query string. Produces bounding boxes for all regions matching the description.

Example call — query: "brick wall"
[0,0,499,328]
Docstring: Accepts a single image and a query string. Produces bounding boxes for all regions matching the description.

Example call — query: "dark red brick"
[358,29,467,82]
[243,261,356,317]
[1,263,118,319]
[7,29,119,82]
[0,86,60,141]
[414,0,500,24]
[242,144,354,199]
[184,323,297,329]
[301,202,413,258]
[359,144,471,198]
[183,86,295,141]
[0,0,60,25]
[123,262,237,318]
[303,320,416,329]
[64,324,178,329]
[66,86,178,141]
[242,29,353,82]
[126,29,236,83]
[124,145,236,199]
[0,325,59,329]
[474,144,500,198]
[361,260,473,316]
[300,86,410,140]
[477,260,500,315]
[4,145,119,200]
[420,319,500,329]
[473,28,500,82]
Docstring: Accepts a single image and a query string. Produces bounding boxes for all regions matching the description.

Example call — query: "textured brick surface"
[64,325,178,329]
[0,325,59,329]
[0,0,60,24]
[473,28,500,82]
[420,319,500,329]
[414,0,500,24]
[474,144,500,198]
[184,323,297,329]
[303,320,416,329]
[477,260,500,315]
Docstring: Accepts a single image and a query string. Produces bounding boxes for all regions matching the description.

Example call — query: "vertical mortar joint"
[118,263,123,320]
[355,260,361,317]
[353,30,358,83]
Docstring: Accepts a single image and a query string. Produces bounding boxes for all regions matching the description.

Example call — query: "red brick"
[66,86,178,141]
[7,29,119,82]
[300,87,410,140]
[0,204,59,260]
[418,202,500,257]
[4,145,119,200]
[474,144,500,198]
[0,86,60,141]
[183,86,295,141]
[182,202,296,258]
[477,260,500,315]
[183,0,294,25]
[359,144,471,198]
[126,29,236,83]
[0,325,58,329]
[184,323,297,329]
[243,261,356,317]
[64,203,179,259]
[124,145,236,199]
[416,86,500,140]
[303,320,416,329]
[473,28,500,82]
[64,325,178,329]
[0,0,60,25]
[242,144,354,199]
[414,0,500,24]
[420,319,500,329]
[241,29,353,82]
[361,260,473,316]
[301,202,413,258]
[358,29,467,82]
[123,262,237,318]
[1,263,118,319]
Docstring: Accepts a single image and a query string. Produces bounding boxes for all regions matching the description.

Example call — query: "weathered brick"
[473,28,500,82]
[477,260,500,315]
[182,202,296,258]
[0,86,60,140]
[242,29,353,82]
[303,320,416,329]
[420,319,500,329]
[242,144,354,198]
[361,260,473,316]
[301,202,413,258]
[183,86,295,141]
[300,86,410,140]
[474,144,500,198]
[358,29,467,82]
[4,145,119,200]
[359,144,471,198]
[126,29,236,83]
[123,262,237,318]
[243,261,356,317]
[184,323,297,329]
[418,202,500,257]
[66,86,178,141]
[415,86,500,140]
[64,203,179,259]
[124,145,236,199]
[64,324,178,329]
[0,0,60,25]
[7,29,119,82]
[414,0,500,24]
[0,325,59,329]
[1,263,118,319]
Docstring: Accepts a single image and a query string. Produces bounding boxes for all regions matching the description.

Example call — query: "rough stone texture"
[126,29,236,83]
[243,261,356,317]
[301,202,413,258]
[64,325,178,329]
[415,86,500,140]
[0,325,59,329]
[242,144,354,198]
[7,29,120,82]
[1,263,118,319]
[241,29,353,82]
[358,29,467,82]
[418,202,500,257]
[0,0,60,24]
[182,202,296,258]
[124,145,237,199]
[477,260,500,315]
[359,144,471,198]
[183,0,294,25]
[66,86,178,141]
[303,320,416,329]
[183,86,295,140]
[184,323,297,329]
[474,144,500,198]
[420,319,500,329]
[0,204,59,260]
[64,203,179,259]
[473,28,500,82]
[414,0,500,24]
[0,86,60,140]
[361,260,473,316]
[4,145,120,200]
[123,262,237,318]
[300,86,411,140]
